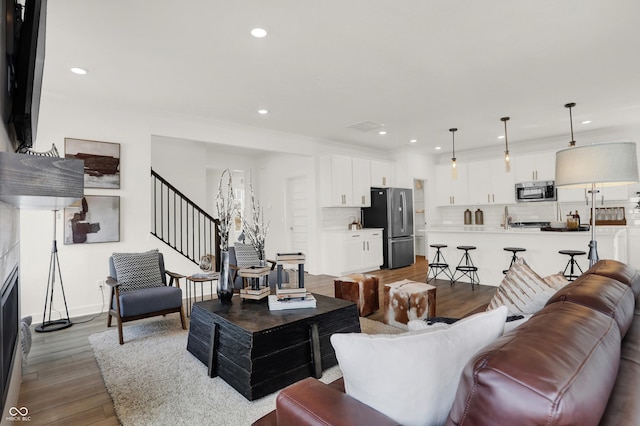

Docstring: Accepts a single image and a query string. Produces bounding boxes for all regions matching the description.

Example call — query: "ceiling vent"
[346,120,384,132]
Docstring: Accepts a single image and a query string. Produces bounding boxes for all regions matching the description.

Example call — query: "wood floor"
[18,256,495,425]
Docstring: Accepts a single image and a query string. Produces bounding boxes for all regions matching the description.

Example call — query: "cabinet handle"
[363,241,365,250]
[487,194,490,203]
[452,196,455,205]
[342,194,346,204]
[492,194,495,203]
[383,177,387,186]
[367,241,370,250]
[362,195,365,205]
[601,195,604,205]
[352,234,360,237]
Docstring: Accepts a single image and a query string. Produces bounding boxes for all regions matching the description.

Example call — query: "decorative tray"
[541,225,590,232]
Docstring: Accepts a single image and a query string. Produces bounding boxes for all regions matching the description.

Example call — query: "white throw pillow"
[487,258,568,316]
[330,306,508,426]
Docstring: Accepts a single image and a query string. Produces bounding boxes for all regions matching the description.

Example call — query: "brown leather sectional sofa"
[254,259,640,425]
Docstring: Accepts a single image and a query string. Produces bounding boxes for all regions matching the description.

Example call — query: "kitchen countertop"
[427,225,627,235]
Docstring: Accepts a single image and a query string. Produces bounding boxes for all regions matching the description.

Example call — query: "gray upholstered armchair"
[106,249,186,344]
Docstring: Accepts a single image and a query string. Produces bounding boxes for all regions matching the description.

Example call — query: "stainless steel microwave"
[515,181,557,202]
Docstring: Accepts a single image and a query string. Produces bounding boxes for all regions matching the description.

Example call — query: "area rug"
[89,316,402,426]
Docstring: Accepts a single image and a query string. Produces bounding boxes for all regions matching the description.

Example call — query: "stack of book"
[268,293,317,310]
[240,287,270,300]
[190,272,220,280]
[275,287,307,300]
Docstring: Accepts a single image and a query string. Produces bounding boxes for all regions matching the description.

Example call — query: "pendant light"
[501,117,511,172]
[565,102,576,147]
[450,128,458,179]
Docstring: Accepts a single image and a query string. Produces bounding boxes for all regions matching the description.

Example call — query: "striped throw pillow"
[233,243,260,267]
[112,249,163,292]
[487,259,567,316]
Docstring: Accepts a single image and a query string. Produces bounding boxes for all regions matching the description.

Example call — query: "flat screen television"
[7,0,47,151]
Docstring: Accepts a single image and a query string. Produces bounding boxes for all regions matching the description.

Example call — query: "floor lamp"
[34,210,73,332]
[556,142,639,267]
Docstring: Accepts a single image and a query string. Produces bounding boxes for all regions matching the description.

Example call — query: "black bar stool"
[503,247,526,274]
[451,246,480,290]
[559,250,586,281]
[427,244,453,283]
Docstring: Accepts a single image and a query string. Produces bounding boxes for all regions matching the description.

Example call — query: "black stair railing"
[151,168,220,270]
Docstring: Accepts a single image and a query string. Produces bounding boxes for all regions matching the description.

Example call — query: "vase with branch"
[242,181,270,286]
[215,169,237,302]
[242,182,270,259]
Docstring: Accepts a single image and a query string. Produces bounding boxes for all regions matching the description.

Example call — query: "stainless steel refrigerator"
[362,187,414,269]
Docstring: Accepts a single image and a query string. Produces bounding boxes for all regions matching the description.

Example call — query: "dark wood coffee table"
[186,293,360,400]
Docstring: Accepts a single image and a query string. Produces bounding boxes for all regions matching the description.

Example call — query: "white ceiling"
[41,0,640,154]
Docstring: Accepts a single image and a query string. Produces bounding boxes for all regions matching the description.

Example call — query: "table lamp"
[555,142,639,267]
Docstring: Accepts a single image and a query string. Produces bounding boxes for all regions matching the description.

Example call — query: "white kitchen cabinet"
[557,187,588,203]
[558,184,628,204]
[467,159,515,205]
[435,163,469,206]
[352,157,371,207]
[513,152,556,182]
[370,160,394,187]
[320,154,372,207]
[321,229,383,276]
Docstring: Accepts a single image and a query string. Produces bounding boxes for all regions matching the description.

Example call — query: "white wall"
[20,94,394,319]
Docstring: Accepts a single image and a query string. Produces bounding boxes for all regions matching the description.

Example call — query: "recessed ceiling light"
[434,146,442,150]
[409,139,417,143]
[258,109,268,115]
[251,28,268,38]
[581,120,592,124]
[497,135,505,139]
[378,130,387,135]
[70,67,87,75]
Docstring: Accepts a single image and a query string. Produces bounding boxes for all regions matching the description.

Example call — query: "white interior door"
[413,178,427,257]
[285,175,309,255]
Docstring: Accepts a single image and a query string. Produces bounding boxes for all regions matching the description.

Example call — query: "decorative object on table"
[0,152,84,333]
[238,265,271,300]
[267,293,316,310]
[275,252,306,290]
[474,208,484,225]
[215,169,237,303]
[463,208,472,224]
[241,180,270,261]
[591,207,627,226]
[64,138,120,189]
[198,254,214,271]
[556,142,639,267]
[63,195,120,244]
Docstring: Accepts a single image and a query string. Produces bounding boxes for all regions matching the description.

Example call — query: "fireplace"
[1,266,18,411]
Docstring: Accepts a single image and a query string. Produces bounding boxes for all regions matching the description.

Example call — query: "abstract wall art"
[65,138,120,189]
[64,196,120,244]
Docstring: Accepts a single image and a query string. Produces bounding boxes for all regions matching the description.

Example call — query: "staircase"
[150,169,220,269]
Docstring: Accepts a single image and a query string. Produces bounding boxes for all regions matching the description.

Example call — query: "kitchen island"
[427,225,628,287]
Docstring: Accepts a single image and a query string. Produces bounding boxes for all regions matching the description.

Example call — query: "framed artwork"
[64,196,120,244]
[65,138,120,189]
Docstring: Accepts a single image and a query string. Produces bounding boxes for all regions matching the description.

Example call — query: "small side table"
[383,280,436,329]
[186,273,219,316]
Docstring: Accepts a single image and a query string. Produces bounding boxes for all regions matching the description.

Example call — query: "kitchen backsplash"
[321,207,362,230]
